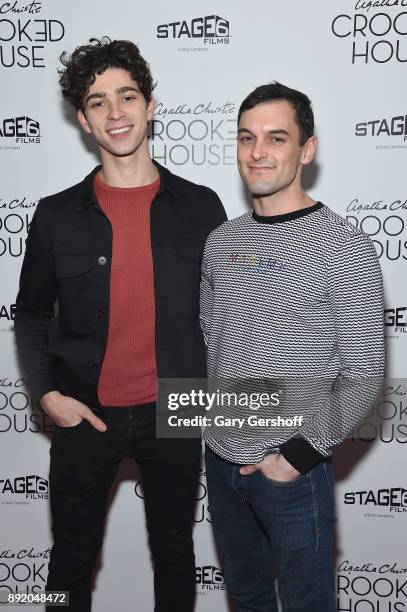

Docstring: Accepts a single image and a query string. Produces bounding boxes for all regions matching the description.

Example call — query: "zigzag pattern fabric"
[200,203,385,464]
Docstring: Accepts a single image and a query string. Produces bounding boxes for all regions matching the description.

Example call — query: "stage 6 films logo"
[0,302,15,333]
[354,113,407,151]
[195,565,225,594]
[156,15,230,52]
[0,116,40,144]
[344,487,407,516]
[331,2,407,64]
[355,114,407,139]
[1,475,49,503]
[0,303,15,323]
[385,306,407,339]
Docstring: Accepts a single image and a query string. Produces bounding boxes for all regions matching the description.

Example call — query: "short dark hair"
[238,82,314,146]
[59,36,155,111]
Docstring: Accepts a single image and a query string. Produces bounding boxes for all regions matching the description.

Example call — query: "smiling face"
[237,100,316,198]
[77,67,153,162]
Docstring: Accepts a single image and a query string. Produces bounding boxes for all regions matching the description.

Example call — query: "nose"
[107,99,125,121]
[251,139,268,161]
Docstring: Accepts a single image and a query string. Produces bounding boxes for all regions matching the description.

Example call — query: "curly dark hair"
[58,37,155,111]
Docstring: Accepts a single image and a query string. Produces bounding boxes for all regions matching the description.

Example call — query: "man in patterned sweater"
[200,83,384,612]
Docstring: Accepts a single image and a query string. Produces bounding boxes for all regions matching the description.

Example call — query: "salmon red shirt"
[94,172,160,406]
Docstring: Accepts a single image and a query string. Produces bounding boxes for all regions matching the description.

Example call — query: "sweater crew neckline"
[252,201,324,224]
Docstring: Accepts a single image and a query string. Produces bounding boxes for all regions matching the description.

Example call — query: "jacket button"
[87,360,97,369]
[97,310,105,319]
[98,256,107,266]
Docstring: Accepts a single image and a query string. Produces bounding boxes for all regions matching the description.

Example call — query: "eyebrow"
[85,86,141,106]
[237,128,290,136]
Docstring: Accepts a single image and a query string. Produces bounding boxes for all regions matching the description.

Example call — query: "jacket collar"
[76,159,177,212]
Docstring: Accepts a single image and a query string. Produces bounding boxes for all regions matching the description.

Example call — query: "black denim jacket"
[15,161,227,406]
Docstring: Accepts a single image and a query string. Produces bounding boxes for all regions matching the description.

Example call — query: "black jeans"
[46,403,201,612]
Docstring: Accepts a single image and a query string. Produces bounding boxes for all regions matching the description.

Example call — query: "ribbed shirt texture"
[94,172,159,406]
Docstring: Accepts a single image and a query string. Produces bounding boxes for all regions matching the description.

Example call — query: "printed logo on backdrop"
[135,467,211,524]
[345,198,407,260]
[0,377,53,434]
[0,197,38,257]
[0,117,41,150]
[343,486,407,518]
[156,15,230,53]
[0,547,50,596]
[355,113,407,152]
[337,559,407,611]
[0,0,66,68]
[385,306,407,340]
[150,101,236,166]
[0,303,15,333]
[349,382,407,443]
[0,475,48,504]
[331,1,407,64]
[195,565,225,595]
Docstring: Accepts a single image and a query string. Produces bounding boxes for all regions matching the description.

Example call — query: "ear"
[146,97,154,122]
[77,109,92,134]
[300,135,317,166]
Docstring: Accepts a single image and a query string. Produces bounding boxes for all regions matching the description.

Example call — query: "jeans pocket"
[54,418,86,431]
[259,470,309,487]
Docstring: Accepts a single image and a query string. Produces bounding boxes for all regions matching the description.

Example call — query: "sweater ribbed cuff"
[280,437,326,475]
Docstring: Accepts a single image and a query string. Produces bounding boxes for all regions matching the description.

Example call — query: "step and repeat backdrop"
[0,0,406,610]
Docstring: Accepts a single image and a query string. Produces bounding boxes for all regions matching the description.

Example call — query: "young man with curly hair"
[15,37,226,611]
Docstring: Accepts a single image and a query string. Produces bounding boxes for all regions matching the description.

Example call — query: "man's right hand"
[40,391,107,432]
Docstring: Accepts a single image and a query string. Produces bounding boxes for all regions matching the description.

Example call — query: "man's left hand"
[240,453,301,481]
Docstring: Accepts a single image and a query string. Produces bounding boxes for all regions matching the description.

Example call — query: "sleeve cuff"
[30,380,59,406]
[280,437,326,474]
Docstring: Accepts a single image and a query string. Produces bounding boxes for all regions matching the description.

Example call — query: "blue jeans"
[205,446,336,612]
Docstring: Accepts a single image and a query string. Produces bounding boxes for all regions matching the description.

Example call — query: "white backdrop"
[0,1,406,610]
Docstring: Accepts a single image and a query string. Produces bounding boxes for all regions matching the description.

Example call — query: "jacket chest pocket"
[55,255,94,334]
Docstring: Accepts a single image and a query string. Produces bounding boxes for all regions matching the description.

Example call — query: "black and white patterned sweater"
[200,202,385,473]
